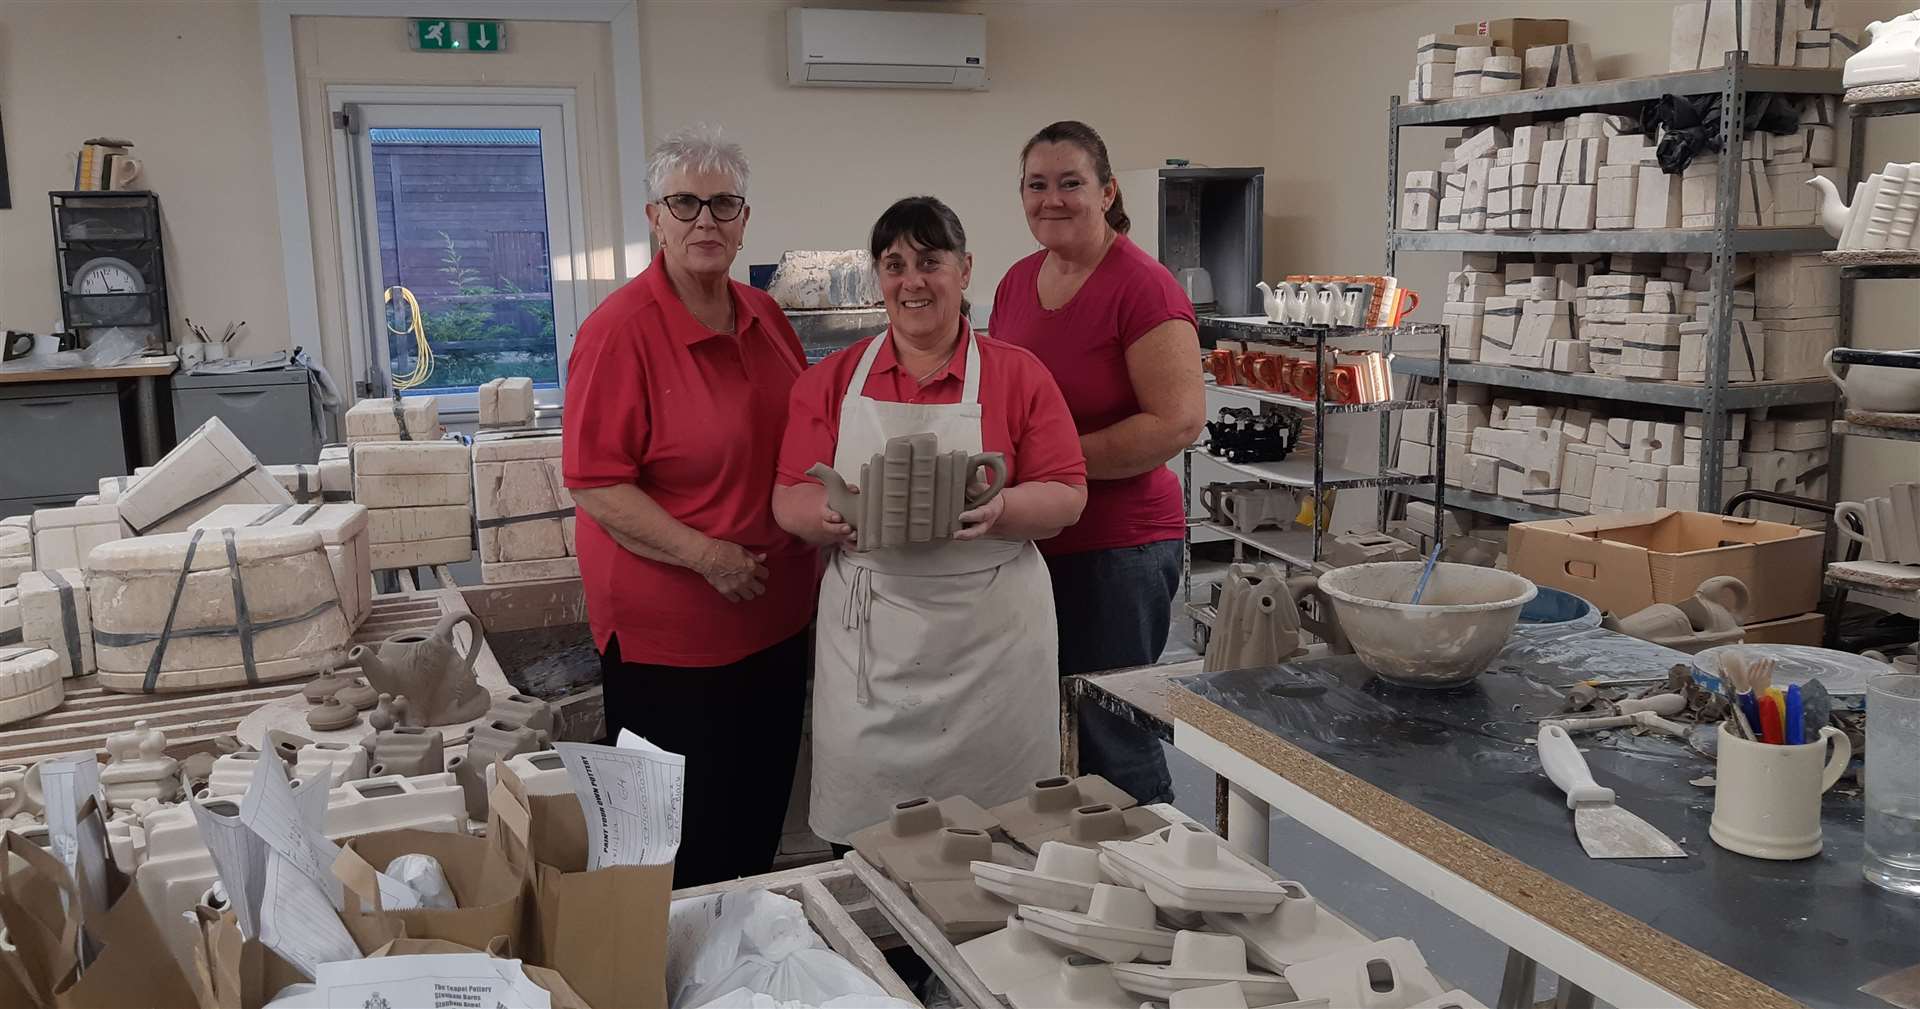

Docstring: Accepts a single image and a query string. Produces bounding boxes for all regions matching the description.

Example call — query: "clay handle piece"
[964,453,1008,509]
[805,462,862,530]
[435,611,485,677]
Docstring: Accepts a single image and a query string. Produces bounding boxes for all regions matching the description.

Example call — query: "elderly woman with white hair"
[563,124,812,887]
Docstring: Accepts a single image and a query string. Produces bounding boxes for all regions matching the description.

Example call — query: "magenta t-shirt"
[990,234,1196,556]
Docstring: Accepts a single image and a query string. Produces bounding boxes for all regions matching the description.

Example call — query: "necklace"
[912,346,957,384]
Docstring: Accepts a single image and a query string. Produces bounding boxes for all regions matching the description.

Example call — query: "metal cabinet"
[171,368,318,465]
[0,381,129,515]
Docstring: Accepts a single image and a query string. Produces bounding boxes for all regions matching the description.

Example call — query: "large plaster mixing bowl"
[1316,562,1537,688]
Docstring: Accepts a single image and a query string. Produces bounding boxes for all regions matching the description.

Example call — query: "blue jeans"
[1047,539,1182,804]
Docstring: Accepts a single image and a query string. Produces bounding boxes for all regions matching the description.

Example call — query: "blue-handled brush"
[1409,542,1444,605]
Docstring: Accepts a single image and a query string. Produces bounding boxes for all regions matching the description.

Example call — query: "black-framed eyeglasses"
[659,193,746,222]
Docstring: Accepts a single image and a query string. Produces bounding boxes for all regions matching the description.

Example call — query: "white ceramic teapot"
[1257,281,1281,322]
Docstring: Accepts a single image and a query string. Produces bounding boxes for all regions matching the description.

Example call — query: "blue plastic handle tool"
[1785,684,1805,745]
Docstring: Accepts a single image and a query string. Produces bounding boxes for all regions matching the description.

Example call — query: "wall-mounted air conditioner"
[786,8,988,91]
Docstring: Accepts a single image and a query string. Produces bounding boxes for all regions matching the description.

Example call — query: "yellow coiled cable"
[385,285,434,391]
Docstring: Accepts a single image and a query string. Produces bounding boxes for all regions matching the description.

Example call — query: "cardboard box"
[1456,18,1569,54]
[489,764,672,1009]
[1508,509,1823,621]
[336,828,531,955]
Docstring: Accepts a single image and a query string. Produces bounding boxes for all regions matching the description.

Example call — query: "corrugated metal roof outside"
[369,128,542,147]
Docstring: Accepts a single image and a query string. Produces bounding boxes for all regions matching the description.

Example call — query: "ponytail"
[1021,120,1131,235]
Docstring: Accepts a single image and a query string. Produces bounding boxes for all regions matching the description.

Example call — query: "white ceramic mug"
[1709,721,1851,860]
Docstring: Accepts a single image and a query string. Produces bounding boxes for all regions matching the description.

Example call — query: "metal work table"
[0,354,176,465]
[1165,623,1917,1009]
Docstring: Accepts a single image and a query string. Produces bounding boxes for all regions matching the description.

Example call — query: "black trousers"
[1047,539,1183,805]
[599,629,810,889]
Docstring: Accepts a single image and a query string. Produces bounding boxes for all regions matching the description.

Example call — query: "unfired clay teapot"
[806,432,1007,552]
[348,611,489,727]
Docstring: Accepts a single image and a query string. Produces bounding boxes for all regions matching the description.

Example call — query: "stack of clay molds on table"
[87,527,352,693]
[957,820,1466,1009]
[344,394,441,445]
[353,441,473,570]
[1669,0,1857,72]
[118,417,293,537]
[472,430,576,584]
[189,503,372,632]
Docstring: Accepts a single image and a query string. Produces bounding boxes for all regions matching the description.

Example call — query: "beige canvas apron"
[809,330,1061,843]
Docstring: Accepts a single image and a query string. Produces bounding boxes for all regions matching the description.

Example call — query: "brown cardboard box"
[490,763,673,1009]
[335,828,529,955]
[0,824,199,1009]
[1741,612,1825,646]
[1456,18,1570,55]
[193,912,590,1009]
[1508,509,1822,622]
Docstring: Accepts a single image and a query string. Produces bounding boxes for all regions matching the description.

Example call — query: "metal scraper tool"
[1536,723,1686,859]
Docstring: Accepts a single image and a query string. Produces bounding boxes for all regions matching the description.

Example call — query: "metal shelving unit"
[1395,356,1837,408]
[1183,319,1448,629]
[1387,54,1848,521]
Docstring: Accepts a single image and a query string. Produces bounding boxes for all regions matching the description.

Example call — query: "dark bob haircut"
[870,195,968,260]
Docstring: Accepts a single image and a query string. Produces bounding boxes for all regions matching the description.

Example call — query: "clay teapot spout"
[346,644,390,685]
[1807,174,1850,239]
[805,463,860,527]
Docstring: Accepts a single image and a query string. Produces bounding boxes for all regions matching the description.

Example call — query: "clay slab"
[909,878,1016,943]
[1101,824,1293,914]
[1283,938,1445,1009]
[1109,931,1295,1004]
[1202,881,1369,970]
[958,915,1066,995]
[1005,958,1136,1009]
[991,774,1137,848]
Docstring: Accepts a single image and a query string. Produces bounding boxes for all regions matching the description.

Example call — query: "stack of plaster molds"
[30,504,130,571]
[478,377,535,429]
[851,795,1021,942]
[353,441,473,569]
[88,527,352,693]
[344,395,440,444]
[0,517,29,588]
[0,645,63,726]
[16,568,95,677]
[472,431,576,583]
[190,503,372,632]
[118,417,293,536]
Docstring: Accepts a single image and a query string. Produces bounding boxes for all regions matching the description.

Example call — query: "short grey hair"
[647,123,749,200]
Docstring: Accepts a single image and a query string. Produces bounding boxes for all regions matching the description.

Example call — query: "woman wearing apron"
[773,196,1089,843]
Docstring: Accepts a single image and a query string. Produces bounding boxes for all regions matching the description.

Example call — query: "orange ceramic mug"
[1207,349,1238,386]
[1381,288,1420,326]
[1249,353,1283,391]
[1289,361,1320,400]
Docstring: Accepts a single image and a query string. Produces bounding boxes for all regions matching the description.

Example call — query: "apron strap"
[844,332,890,401]
[840,565,874,705]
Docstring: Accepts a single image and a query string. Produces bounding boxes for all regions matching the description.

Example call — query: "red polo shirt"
[776,327,1087,494]
[563,258,815,667]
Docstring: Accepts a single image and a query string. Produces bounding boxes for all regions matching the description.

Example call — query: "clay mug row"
[1200,483,1295,533]
[1225,350,1374,405]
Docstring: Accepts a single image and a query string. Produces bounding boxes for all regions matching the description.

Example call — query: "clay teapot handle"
[435,610,485,676]
[965,453,1009,509]
[1286,574,1352,655]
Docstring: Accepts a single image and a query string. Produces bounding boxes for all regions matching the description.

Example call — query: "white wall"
[634,0,1279,315]
[0,1,290,350]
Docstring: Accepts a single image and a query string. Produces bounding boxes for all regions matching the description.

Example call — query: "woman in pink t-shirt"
[989,120,1205,804]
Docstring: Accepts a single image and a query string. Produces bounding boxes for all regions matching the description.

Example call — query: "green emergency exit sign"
[410,19,507,52]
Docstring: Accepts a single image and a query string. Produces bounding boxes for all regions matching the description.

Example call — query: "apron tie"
[841,563,875,705]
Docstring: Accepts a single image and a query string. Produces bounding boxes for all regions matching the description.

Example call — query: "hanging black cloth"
[1635,92,1808,174]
